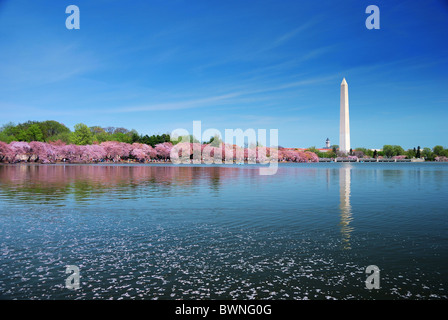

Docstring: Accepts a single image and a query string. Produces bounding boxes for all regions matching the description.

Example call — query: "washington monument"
[340,78,351,154]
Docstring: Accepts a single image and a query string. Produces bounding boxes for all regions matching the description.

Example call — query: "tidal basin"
[0,163,447,300]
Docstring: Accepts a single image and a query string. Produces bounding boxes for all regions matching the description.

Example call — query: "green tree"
[204,134,223,147]
[306,146,319,153]
[130,130,140,144]
[140,134,151,145]
[383,145,394,158]
[0,122,17,143]
[110,132,132,143]
[0,131,15,143]
[393,145,405,156]
[113,127,129,135]
[382,145,405,157]
[90,126,109,143]
[172,134,199,145]
[0,122,17,135]
[325,150,336,158]
[136,133,170,147]
[14,121,39,140]
[422,147,434,161]
[0,120,72,143]
[39,120,71,141]
[48,131,73,144]
[406,148,416,158]
[442,149,448,157]
[355,147,367,154]
[23,124,44,142]
[416,146,421,158]
[73,123,93,145]
[433,145,445,156]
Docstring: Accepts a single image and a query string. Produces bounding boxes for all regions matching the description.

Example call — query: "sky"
[0,0,447,149]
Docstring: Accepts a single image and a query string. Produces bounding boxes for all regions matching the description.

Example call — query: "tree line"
[353,145,448,161]
[0,120,171,147]
[1,121,446,161]
[301,144,447,161]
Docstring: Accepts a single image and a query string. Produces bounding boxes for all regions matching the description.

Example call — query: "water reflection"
[1,163,448,299]
[0,164,265,205]
[339,165,353,250]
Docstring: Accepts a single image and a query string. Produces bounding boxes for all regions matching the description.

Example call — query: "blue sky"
[0,0,447,149]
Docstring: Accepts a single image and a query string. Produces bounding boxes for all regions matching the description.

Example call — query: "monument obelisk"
[340,78,350,154]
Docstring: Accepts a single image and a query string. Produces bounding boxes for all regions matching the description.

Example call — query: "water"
[0,163,447,300]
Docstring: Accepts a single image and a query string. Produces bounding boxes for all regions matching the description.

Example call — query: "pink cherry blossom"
[29,141,56,163]
[9,141,32,162]
[1,140,320,164]
[155,142,173,160]
[0,141,14,162]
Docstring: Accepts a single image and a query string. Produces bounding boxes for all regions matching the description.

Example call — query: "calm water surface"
[0,163,447,300]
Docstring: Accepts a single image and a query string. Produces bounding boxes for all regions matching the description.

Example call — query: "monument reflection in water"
[339,165,353,250]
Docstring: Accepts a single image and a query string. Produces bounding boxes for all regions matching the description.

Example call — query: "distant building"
[325,138,330,149]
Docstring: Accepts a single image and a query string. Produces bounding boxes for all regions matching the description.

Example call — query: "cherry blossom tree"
[81,144,107,162]
[256,146,269,163]
[220,143,235,163]
[170,142,192,163]
[100,141,131,161]
[0,141,14,162]
[9,141,32,162]
[155,142,172,160]
[191,143,202,164]
[1,139,319,164]
[29,141,56,163]
[131,147,146,162]
[201,143,222,164]
[276,148,318,163]
[304,151,319,162]
[130,143,155,162]
[61,144,82,162]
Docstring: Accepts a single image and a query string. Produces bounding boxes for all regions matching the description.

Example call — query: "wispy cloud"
[107,74,336,114]
[0,42,99,89]
[111,92,242,113]
[259,19,322,53]
[192,16,324,73]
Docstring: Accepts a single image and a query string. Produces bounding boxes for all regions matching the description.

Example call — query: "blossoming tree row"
[0,140,319,163]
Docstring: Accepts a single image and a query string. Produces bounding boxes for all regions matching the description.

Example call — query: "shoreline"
[1,160,444,166]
